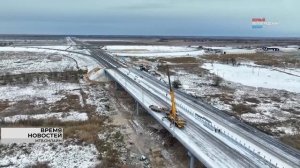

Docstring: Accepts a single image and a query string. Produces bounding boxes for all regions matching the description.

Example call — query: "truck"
[149,105,169,113]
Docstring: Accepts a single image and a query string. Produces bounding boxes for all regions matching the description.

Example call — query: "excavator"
[165,66,186,128]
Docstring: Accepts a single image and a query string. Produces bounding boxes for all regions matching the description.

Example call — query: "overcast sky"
[0,0,299,37]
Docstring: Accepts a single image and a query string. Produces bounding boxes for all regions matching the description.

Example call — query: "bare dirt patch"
[232,104,256,115]
[157,63,206,76]
[107,83,204,168]
[280,135,300,150]
[158,57,198,64]
[0,101,9,112]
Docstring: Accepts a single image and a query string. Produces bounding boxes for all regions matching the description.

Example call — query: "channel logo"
[252,18,278,29]
[0,127,63,144]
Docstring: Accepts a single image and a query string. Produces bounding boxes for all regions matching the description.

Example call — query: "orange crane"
[165,66,186,128]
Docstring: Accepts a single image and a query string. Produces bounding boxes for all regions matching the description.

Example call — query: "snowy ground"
[1,40,179,167]
[105,45,205,57]
[3,112,88,123]
[202,63,300,93]
[0,52,76,75]
[145,58,300,137]
[0,80,82,104]
[0,45,116,167]
[0,46,99,73]
[0,140,99,168]
[221,49,257,54]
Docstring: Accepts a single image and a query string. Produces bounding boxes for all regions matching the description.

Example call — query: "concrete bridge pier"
[136,101,139,115]
[188,152,195,168]
[115,81,122,90]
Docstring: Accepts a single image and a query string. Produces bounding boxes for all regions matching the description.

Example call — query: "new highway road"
[74,39,300,168]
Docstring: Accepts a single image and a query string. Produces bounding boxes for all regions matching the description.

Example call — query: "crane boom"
[167,66,177,117]
[166,66,185,128]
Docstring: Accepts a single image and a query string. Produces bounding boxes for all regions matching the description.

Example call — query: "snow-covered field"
[205,47,233,50]
[3,112,88,123]
[0,140,99,168]
[0,45,109,120]
[271,126,298,135]
[0,53,76,75]
[0,44,116,167]
[273,67,300,77]
[105,45,205,57]
[202,63,300,93]
[0,46,99,73]
[0,44,110,119]
[222,49,257,54]
[0,81,82,104]
[0,79,111,120]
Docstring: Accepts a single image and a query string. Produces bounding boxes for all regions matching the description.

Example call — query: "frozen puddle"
[202,63,300,93]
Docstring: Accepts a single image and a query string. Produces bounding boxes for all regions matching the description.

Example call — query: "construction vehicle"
[165,66,186,128]
[149,105,169,113]
[139,64,149,72]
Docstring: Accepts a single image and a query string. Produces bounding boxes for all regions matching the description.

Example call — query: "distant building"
[262,46,299,52]
[221,49,256,55]
[202,47,223,54]
[262,47,280,51]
